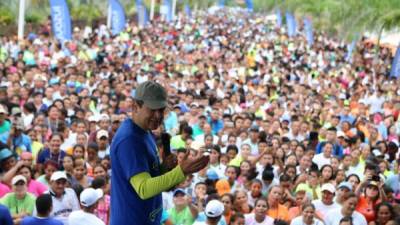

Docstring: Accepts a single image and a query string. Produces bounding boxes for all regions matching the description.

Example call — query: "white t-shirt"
[312,153,331,169]
[34,188,80,225]
[68,210,105,225]
[244,213,274,225]
[311,200,340,218]
[290,216,324,225]
[324,208,367,225]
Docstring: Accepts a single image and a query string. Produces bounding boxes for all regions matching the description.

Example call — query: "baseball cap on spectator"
[215,179,230,196]
[97,130,109,139]
[50,171,67,181]
[0,149,13,161]
[206,169,219,181]
[338,181,352,191]
[13,119,25,130]
[295,183,308,193]
[321,183,336,194]
[99,114,110,121]
[205,200,224,218]
[173,188,186,197]
[134,81,168,110]
[190,102,199,108]
[0,105,8,115]
[12,175,27,185]
[88,115,98,123]
[366,180,379,188]
[337,131,346,138]
[190,141,204,151]
[80,188,103,207]
[250,126,259,132]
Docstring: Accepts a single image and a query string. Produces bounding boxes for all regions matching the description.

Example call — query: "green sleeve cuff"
[130,166,186,200]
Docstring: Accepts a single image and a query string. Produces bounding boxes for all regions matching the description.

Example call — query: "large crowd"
[0,7,399,225]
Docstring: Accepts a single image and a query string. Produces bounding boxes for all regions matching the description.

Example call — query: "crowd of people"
[0,7,399,225]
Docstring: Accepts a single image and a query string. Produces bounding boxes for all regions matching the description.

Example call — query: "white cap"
[337,131,346,138]
[80,188,103,207]
[50,171,67,181]
[88,115,98,122]
[190,141,204,151]
[99,114,110,121]
[12,175,27,185]
[96,129,109,139]
[321,183,336,194]
[205,200,224,218]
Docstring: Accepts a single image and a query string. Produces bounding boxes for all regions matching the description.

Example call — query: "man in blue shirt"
[21,194,63,225]
[111,81,209,225]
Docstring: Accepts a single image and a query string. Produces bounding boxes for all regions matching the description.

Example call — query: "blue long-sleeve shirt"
[315,141,343,157]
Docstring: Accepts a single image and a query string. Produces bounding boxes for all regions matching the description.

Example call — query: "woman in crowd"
[290,203,324,225]
[368,202,397,225]
[0,175,36,225]
[244,197,274,225]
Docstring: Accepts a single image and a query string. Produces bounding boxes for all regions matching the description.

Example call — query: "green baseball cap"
[134,81,168,110]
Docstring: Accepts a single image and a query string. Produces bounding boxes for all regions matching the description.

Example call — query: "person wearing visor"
[0,175,36,224]
[111,81,209,225]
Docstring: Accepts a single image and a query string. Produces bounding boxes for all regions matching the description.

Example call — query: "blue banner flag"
[345,40,357,63]
[163,0,173,22]
[390,43,400,78]
[304,18,313,46]
[185,4,191,17]
[276,9,282,27]
[49,0,72,41]
[110,0,126,35]
[245,0,254,12]
[286,12,295,37]
[218,0,225,7]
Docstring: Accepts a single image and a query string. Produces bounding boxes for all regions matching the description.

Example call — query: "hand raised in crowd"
[179,149,209,176]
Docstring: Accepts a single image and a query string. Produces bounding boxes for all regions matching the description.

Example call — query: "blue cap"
[173,188,186,197]
[0,149,13,161]
[206,169,219,181]
[338,181,352,190]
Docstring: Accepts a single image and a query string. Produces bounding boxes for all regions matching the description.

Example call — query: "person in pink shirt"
[17,165,47,197]
[0,182,11,197]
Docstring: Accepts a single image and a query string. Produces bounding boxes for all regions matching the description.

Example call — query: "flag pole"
[18,0,26,41]
[150,0,155,20]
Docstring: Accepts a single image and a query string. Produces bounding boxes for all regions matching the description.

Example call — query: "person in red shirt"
[355,180,385,222]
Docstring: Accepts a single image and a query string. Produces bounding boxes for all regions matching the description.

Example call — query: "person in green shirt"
[168,189,198,225]
[0,105,11,135]
[0,175,36,224]
[171,126,193,150]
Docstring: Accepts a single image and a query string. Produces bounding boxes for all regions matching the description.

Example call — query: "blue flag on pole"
[286,12,295,37]
[276,9,282,28]
[110,0,126,35]
[185,4,191,17]
[163,0,173,22]
[49,0,72,41]
[304,18,313,46]
[245,0,254,12]
[346,40,357,63]
[390,43,400,78]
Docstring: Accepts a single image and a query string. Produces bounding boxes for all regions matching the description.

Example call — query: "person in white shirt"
[193,200,224,225]
[312,142,333,169]
[290,203,324,225]
[244,197,274,225]
[312,183,340,219]
[324,192,367,225]
[35,171,80,225]
[68,188,105,225]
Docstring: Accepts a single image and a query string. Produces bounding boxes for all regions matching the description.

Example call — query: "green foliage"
[0,7,15,25]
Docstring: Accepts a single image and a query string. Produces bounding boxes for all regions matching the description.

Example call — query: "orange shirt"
[267,204,290,222]
[356,196,379,222]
